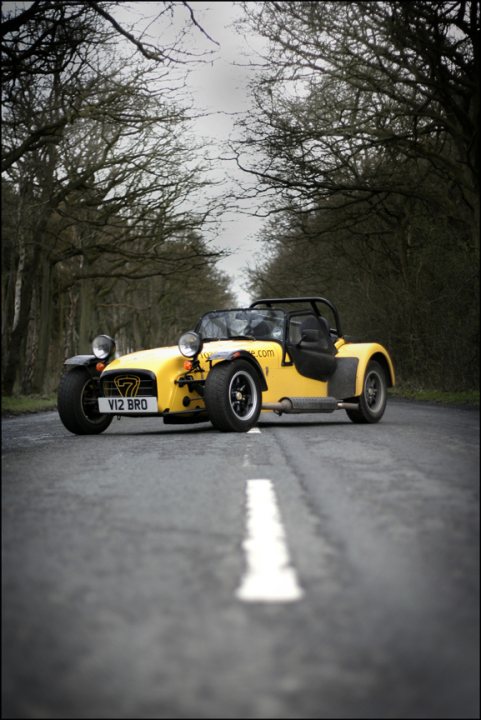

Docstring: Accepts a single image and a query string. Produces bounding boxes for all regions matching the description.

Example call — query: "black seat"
[299,315,336,354]
[288,314,337,381]
[251,320,270,338]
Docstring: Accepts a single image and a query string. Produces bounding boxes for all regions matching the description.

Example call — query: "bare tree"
[236,1,479,391]
[1,1,216,171]
[1,1,228,394]
[235,1,479,254]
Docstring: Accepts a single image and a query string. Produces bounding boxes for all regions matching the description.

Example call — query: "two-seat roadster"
[57,296,395,434]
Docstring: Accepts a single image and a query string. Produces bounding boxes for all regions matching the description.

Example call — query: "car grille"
[101,370,157,398]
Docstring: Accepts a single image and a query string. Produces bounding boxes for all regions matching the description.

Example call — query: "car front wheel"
[204,360,262,432]
[346,360,387,424]
[57,368,113,435]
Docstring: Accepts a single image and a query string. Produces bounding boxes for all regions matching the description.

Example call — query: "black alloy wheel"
[204,360,262,432]
[57,368,113,434]
[346,360,387,423]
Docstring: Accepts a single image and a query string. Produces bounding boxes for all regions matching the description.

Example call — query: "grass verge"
[391,386,479,407]
[2,394,57,415]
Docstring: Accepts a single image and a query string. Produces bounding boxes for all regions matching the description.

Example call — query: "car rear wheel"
[346,360,387,424]
[57,368,113,435]
[204,360,262,432]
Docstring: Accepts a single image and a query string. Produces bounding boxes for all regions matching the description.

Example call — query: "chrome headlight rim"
[92,334,116,360]
[178,330,203,358]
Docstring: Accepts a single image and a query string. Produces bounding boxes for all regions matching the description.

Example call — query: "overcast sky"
[125,0,267,305]
[183,1,267,305]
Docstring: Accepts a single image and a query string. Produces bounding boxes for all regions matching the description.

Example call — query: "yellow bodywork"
[102,337,395,415]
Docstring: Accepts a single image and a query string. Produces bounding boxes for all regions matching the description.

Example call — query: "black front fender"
[209,350,268,391]
[64,355,100,377]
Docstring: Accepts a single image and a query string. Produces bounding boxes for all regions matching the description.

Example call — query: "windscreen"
[197,309,285,342]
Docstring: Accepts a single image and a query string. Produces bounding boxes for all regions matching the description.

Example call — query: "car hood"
[102,339,274,373]
[104,344,181,371]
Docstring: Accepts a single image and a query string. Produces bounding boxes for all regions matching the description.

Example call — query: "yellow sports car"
[57,296,395,434]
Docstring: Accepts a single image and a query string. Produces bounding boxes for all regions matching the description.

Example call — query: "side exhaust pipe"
[262,397,359,414]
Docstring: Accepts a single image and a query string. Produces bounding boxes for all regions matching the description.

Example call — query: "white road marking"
[236,479,304,603]
[243,427,260,466]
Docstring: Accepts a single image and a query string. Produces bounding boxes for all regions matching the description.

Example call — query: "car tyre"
[346,360,387,424]
[204,360,262,432]
[57,368,113,435]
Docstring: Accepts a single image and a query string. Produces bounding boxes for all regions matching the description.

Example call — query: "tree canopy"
[237,0,479,390]
[1,1,232,394]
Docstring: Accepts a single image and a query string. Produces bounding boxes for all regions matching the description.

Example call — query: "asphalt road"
[2,400,479,719]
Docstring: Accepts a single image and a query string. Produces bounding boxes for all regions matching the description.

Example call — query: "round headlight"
[92,334,115,360]
[178,331,202,358]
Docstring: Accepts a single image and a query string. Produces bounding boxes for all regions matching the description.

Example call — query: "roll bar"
[249,296,343,337]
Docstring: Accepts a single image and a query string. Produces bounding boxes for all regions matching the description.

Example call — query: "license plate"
[98,397,158,413]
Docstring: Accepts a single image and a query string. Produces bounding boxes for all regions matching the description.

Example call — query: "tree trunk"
[32,257,53,393]
[2,242,41,395]
[21,283,38,395]
[78,280,92,354]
